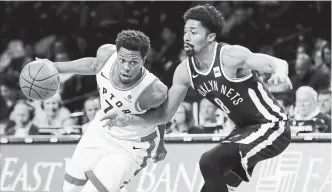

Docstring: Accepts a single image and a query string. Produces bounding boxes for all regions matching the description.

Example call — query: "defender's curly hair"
[183,4,224,39]
[115,30,151,59]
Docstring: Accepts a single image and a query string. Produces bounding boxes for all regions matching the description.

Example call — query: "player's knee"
[199,152,216,175]
[63,180,83,192]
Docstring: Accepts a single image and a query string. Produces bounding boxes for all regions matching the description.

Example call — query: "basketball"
[19,60,60,100]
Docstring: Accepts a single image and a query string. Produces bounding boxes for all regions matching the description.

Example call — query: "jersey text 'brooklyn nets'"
[187,43,288,128]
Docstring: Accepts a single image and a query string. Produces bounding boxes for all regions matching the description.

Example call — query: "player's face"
[117,47,144,84]
[84,99,100,121]
[183,19,212,56]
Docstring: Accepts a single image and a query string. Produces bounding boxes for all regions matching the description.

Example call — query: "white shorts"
[65,120,159,192]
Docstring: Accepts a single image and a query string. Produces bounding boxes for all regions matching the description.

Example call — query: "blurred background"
[0,1,331,138]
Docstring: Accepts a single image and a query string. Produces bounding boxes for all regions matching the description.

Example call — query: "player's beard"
[184,44,196,56]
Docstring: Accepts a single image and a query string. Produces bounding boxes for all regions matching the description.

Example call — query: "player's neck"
[195,42,217,71]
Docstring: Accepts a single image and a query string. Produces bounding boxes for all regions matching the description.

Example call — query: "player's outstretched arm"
[100,61,191,127]
[39,44,115,75]
[222,45,292,89]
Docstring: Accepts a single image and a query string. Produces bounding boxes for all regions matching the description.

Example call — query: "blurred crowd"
[0,1,331,138]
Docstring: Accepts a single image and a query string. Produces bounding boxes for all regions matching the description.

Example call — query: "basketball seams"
[20,76,58,91]
[20,61,60,100]
[28,64,45,97]
[33,73,58,81]
[21,87,43,100]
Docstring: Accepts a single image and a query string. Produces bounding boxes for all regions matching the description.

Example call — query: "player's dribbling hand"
[268,72,293,89]
[100,111,131,128]
[152,140,167,163]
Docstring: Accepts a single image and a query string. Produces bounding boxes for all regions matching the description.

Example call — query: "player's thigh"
[65,131,105,184]
[85,150,140,192]
[199,142,241,170]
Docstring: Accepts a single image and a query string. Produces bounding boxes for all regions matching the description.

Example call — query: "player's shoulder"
[174,59,191,86]
[97,44,116,58]
[221,44,252,67]
[222,44,251,58]
[138,79,168,110]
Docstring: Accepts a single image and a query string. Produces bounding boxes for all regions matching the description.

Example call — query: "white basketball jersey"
[94,52,158,141]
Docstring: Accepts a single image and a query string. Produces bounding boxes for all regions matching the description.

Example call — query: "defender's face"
[117,47,144,84]
[183,19,210,56]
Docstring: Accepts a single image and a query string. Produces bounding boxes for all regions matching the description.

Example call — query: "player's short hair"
[183,4,224,38]
[115,30,150,59]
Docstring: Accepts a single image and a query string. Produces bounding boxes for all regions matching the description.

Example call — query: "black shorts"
[222,121,291,182]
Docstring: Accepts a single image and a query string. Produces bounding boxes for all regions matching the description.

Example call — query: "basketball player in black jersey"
[101,4,293,192]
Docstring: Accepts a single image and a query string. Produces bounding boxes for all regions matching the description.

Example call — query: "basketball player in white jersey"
[38,30,168,192]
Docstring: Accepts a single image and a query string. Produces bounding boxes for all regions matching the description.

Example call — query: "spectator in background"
[199,98,227,134]
[81,96,100,133]
[309,48,331,91]
[274,92,295,117]
[290,53,313,91]
[167,102,202,134]
[0,81,19,122]
[33,93,71,128]
[161,49,187,87]
[318,89,331,117]
[291,86,331,135]
[5,100,39,137]
[321,43,331,67]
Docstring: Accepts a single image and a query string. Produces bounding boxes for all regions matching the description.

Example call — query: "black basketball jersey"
[186,43,288,128]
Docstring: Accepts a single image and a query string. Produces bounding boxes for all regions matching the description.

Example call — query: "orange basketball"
[19,60,60,100]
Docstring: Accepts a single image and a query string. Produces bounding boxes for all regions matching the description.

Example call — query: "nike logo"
[101,72,109,80]
[192,74,198,78]
[133,146,144,150]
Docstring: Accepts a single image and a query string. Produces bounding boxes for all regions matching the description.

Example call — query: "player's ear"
[142,56,147,65]
[207,33,216,43]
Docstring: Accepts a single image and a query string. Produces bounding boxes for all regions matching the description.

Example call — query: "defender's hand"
[152,140,167,163]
